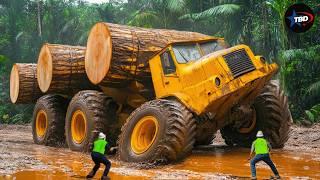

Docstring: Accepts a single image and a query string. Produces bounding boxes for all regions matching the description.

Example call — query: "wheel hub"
[130,116,159,154]
[36,110,48,137]
[71,110,87,144]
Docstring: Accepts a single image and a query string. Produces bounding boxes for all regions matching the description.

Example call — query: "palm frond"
[305,110,315,122]
[280,47,319,62]
[179,4,241,21]
[307,80,320,95]
[15,32,23,42]
[194,4,241,19]
[305,104,320,122]
[128,11,160,28]
[179,13,196,21]
[167,0,185,12]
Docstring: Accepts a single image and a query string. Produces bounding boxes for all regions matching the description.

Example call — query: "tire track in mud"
[0,124,319,179]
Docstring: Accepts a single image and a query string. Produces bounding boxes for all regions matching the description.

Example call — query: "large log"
[37,44,98,96]
[85,22,216,87]
[10,63,42,104]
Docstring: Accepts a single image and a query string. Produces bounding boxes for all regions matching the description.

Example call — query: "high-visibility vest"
[253,138,269,154]
[93,139,108,154]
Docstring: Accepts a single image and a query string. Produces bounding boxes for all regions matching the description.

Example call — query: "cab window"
[160,50,176,75]
[172,44,201,63]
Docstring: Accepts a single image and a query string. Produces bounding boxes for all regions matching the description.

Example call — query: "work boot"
[270,175,281,179]
[86,170,95,178]
[101,176,110,180]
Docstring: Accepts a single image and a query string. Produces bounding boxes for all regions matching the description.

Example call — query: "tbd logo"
[294,14,309,23]
[288,10,314,27]
[285,3,315,33]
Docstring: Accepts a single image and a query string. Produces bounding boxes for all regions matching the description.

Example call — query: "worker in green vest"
[86,132,111,180]
[248,131,280,180]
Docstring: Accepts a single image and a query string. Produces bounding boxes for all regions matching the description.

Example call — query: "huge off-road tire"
[65,90,118,152]
[221,80,292,148]
[195,117,216,145]
[32,94,68,146]
[118,99,196,164]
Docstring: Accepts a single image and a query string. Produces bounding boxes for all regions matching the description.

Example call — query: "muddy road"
[0,124,319,179]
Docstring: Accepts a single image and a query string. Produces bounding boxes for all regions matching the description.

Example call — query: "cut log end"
[85,22,112,84]
[37,44,53,93]
[10,63,41,104]
[10,64,20,103]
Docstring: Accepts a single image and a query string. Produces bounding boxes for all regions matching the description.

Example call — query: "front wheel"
[118,99,196,164]
[221,80,292,148]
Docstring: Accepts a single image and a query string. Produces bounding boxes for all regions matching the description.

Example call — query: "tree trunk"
[10,63,42,104]
[37,43,98,96]
[37,0,42,37]
[85,22,215,87]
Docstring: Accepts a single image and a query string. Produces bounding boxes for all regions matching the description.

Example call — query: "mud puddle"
[176,146,320,179]
[2,146,319,180]
[0,125,319,179]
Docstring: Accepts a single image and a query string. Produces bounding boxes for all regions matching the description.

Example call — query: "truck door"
[160,50,182,94]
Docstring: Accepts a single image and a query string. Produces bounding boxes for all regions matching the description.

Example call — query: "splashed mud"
[0,124,319,179]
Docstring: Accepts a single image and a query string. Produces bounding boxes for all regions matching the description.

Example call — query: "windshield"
[172,40,226,63]
[172,44,201,63]
[200,41,225,56]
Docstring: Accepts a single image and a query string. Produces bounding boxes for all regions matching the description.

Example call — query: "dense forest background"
[0,0,319,124]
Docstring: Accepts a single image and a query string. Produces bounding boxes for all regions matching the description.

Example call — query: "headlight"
[260,56,266,64]
[215,77,221,86]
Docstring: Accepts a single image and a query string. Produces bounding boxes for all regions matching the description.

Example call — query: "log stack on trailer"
[37,44,98,96]
[10,23,212,103]
[10,63,42,104]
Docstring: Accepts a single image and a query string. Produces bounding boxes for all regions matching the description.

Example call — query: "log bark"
[85,22,216,87]
[10,63,42,104]
[37,44,98,96]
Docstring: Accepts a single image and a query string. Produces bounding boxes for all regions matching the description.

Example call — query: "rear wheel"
[65,90,118,152]
[32,95,68,146]
[118,99,196,164]
[221,80,292,148]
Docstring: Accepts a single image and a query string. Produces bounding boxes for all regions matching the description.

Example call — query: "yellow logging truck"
[30,24,291,164]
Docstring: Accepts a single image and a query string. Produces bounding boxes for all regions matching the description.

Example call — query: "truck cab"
[149,39,278,120]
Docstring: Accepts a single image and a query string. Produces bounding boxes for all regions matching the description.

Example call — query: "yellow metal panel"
[149,55,167,97]
[159,47,183,94]
[150,43,278,116]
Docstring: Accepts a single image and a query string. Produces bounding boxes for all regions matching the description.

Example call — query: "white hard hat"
[98,132,106,139]
[256,131,264,137]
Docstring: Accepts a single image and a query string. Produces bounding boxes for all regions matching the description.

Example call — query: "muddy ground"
[0,124,319,179]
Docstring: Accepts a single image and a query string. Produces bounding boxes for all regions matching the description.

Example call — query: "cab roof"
[168,37,223,46]
[150,37,224,60]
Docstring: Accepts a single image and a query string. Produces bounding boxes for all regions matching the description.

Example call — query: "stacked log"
[85,22,216,87]
[37,44,98,96]
[10,63,42,104]
[11,24,215,102]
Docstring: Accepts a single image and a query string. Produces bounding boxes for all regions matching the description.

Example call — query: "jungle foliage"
[0,0,319,124]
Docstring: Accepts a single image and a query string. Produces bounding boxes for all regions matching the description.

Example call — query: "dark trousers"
[250,154,279,177]
[90,152,111,177]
